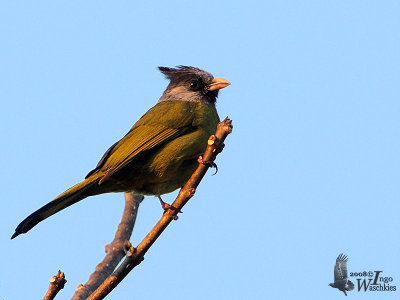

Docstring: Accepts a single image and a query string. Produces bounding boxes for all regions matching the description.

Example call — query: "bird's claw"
[197,156,218,175]
[158,195,182,220]
[161,202,182,214]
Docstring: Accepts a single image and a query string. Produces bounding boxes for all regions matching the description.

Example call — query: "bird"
[11,66,230,239]
[329,253,355,296]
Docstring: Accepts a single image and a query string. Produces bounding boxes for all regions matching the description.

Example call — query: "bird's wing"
[334,253,349,282]
[86,101,199,180]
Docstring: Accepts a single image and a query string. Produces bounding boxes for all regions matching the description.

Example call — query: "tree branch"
[43,271,66,300]
[71,193,143,300]
[87,117,233,300]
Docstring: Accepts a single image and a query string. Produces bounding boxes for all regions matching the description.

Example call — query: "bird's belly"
[114,128,210,195]
[136,158,198,195]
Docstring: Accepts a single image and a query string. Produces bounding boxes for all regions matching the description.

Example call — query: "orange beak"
[208,78,231,91]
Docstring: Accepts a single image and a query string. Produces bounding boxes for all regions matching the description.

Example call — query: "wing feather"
[86,101,197,181]
[334,253,349,282]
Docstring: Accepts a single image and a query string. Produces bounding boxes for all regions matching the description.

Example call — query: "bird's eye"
[190,81,198,90]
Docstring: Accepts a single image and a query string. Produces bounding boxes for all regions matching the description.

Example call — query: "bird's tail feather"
[348,280,355,291]
[11,173,103,239]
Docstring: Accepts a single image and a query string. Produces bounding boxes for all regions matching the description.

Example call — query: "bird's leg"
[158,195,172,211]
[157,195,182,219]
[197,155,218,175]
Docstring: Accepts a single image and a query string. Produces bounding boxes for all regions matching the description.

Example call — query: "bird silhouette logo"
[329,254,355,296]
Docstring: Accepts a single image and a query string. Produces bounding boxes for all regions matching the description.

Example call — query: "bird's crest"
[158,66,214,84]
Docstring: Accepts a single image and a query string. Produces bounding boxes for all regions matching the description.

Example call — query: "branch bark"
[43,270,66,300]
[86,117,233,300]
[71,193,143,300]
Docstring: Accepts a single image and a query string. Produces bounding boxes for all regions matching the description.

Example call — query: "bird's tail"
[348,280,355,291]
[11,173,103,239]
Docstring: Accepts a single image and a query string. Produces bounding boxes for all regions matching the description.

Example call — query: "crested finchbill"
[12,66,230,239]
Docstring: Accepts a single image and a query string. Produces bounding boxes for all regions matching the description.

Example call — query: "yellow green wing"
[86,101,201,181]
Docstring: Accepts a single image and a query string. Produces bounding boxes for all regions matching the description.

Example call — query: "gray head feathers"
[158,66,219,105]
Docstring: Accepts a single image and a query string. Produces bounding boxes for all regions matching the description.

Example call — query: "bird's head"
[158,66,230,105]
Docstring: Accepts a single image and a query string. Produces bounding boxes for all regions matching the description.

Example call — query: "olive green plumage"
[12,66,230,239]
[88,100,220,195]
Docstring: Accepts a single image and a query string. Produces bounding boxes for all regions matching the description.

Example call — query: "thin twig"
[71,193,143,300]
[43,270,66,300]
[87,117,233,300]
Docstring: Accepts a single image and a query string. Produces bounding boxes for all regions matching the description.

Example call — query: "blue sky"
[1,1,399,299]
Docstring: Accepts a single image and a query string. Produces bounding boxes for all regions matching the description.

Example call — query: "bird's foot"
[157,195,182,220]
[197,155,218,175]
